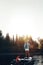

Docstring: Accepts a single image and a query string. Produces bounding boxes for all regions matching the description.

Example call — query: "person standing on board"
[24,40,30,57]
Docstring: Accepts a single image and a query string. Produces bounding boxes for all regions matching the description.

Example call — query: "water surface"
[33,55,43,65]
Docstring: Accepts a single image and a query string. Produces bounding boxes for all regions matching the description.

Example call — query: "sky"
[0,0,43,39]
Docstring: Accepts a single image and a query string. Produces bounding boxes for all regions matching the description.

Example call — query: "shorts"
[25,49,29,51]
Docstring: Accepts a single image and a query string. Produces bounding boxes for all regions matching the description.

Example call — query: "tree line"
[0,30,43,53]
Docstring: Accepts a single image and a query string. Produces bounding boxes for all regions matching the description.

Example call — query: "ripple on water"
[33,55,43,65]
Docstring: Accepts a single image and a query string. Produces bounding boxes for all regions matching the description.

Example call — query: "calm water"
[0,55,43,65]
[10,55,43,65]
[33,55,43,65]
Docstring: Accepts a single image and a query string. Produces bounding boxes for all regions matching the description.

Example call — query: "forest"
[0,30,43,54]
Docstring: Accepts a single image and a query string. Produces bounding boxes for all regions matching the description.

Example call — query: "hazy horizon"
[0,0,43,39]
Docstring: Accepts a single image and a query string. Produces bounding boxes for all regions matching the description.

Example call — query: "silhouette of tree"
[39,39,43,49]
[5,33,10,41]
[12,35,15,44]
[0,30,2,37]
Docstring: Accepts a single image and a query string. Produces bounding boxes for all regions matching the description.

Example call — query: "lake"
[33,55,43,65]
[0,54,43,65]
[10,55,43,65]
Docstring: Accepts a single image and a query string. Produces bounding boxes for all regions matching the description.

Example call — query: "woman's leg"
[25,51,30,57]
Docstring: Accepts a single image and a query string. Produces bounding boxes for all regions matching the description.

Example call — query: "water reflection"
[10,55,43,65]
[34,55,43,65]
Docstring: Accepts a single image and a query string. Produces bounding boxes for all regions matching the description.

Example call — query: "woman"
[24,40,30,57]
